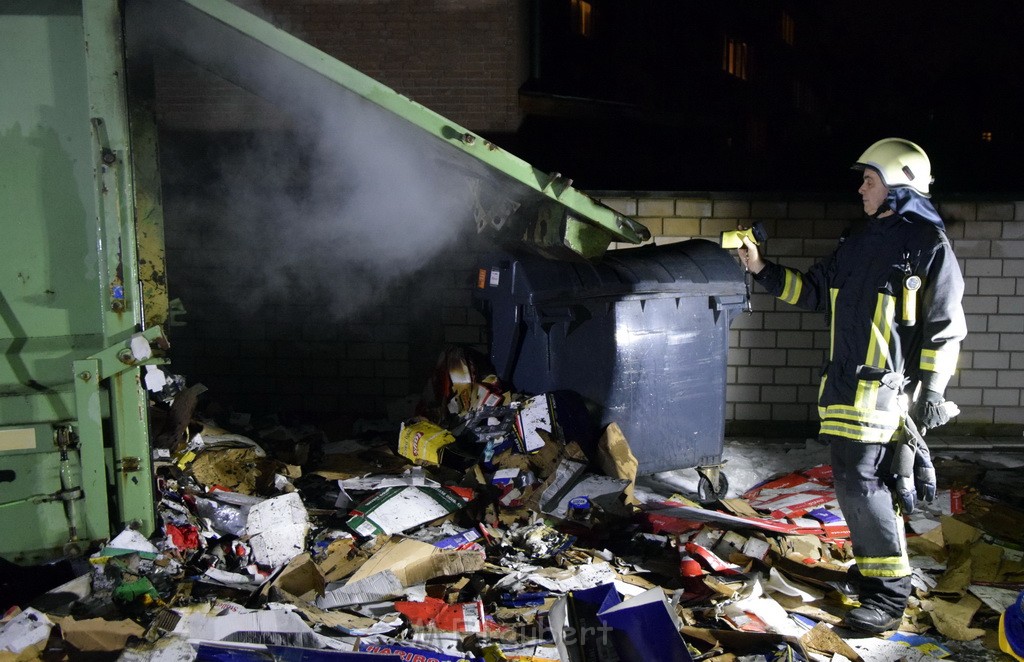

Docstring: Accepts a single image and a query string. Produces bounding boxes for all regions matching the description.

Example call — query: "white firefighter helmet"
[853,138,933,196]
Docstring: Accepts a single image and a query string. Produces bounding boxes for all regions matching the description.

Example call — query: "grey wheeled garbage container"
[472,239,747,498]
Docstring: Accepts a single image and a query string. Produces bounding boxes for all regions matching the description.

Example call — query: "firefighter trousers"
[825,434,913,617]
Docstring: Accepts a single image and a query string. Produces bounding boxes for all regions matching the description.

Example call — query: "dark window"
[781,12,795,46]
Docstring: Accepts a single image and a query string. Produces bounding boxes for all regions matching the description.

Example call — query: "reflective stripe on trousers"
[828,436,910,579]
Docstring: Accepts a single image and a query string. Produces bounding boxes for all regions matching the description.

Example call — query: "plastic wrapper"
[195,492,265,537]
[499,522,575,561]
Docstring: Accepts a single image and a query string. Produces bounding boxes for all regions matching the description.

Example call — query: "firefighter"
[736,138,967,634]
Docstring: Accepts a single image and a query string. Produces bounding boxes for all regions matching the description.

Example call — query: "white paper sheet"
[245,492,308,569]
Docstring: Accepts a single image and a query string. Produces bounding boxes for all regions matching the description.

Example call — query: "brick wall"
[163,183,1024,436]
[154,0,528,134]
[587,194,1024,435]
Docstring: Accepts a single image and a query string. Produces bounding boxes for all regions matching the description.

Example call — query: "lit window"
[781,12,795,45]
[723,37,748,80]
[571,0,593,37]
[982,131,993,142]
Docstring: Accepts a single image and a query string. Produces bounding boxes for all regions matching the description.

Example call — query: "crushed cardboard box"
[7,362,1024,662]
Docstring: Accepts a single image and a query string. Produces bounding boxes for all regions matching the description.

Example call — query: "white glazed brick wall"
[598,194,1024,431]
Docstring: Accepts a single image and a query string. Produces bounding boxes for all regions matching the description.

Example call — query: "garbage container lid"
[495,239,746,305]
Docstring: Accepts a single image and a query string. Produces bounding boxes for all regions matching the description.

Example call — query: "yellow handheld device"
[720,221,767,249]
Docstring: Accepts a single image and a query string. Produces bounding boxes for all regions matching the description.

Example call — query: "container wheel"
[697,470,729,504]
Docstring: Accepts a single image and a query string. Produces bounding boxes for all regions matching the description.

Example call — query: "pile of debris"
[2,348,1023,662]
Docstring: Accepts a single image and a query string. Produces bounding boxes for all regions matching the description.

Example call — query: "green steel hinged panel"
[0,0,160,563]
[1,0,647,563]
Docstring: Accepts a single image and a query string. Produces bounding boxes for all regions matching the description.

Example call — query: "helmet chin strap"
[870,203,892,219]
[870,188,898,218]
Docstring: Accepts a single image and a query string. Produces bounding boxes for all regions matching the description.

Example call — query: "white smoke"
[141,0,497,321]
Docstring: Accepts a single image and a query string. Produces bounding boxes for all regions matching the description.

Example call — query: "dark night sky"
[507,1,1024,195]
[812,1,1024,187]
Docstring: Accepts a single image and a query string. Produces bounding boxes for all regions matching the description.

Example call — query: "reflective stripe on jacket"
[753,213,967,443]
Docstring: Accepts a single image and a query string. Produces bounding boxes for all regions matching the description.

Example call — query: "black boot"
[845,605,903,634]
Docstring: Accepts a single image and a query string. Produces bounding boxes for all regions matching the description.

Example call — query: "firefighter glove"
[894,474,916,515]
[911,389,958,434]
[890,437,918,514]
[913,437,937,504]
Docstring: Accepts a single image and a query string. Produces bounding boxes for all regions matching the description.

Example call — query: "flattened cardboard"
[317,538,368,584]
[58,617,145,653]
[347,486,465,537]
[318,538,484,609]
[347,537,484,587]
[925,594,986,641]
[799,622,862,661]
[190,447,280,495]
[595,423,640,506]
[259,552,324,603]
[524,442,589,516]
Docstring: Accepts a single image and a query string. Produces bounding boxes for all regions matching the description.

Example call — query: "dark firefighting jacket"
[753,211,967,443]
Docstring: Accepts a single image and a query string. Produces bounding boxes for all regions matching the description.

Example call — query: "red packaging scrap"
[724,608,771,633]
[472,375,505,409]
[394,597,445,626]
[446,486,476,501]
[493,469,534,508]
[394,596,486,633]
[743,470,830,499]
[164,524,200,551]
[744,472,836,520]
[645,503,801,535]
[757,490,834,520]
[644,512,704,536]
[679,550,705,577]
[787,521,841,539]
[950,489,964,514]
[801,464,834,483]
[361,641,474,662]
[498,487,525,508]
[684,542,745,575]
[806,507,851,540]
